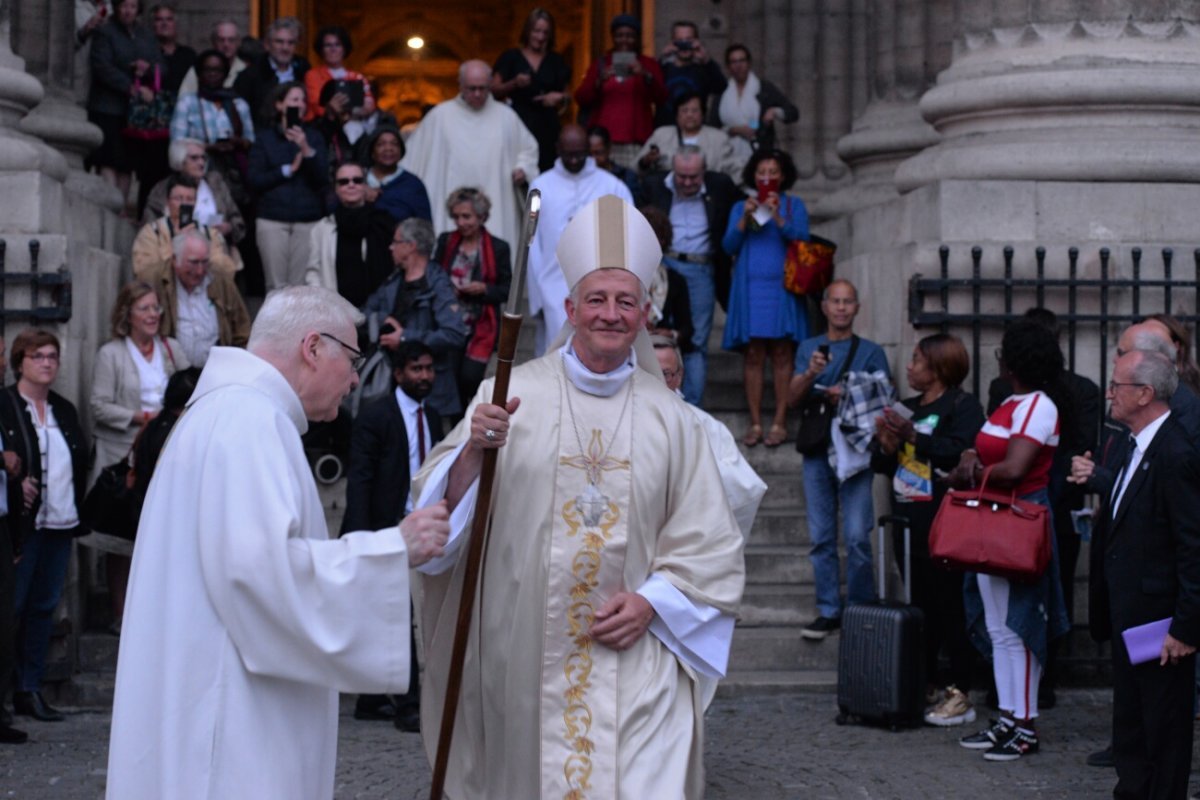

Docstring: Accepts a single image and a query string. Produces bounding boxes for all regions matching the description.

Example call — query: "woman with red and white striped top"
[947,319,1071,762]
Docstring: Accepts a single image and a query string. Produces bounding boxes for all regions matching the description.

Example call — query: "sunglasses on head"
[336,176,366,186]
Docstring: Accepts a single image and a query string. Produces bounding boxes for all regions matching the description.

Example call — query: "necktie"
[1110,434,1137,517]
[416,405,427,464]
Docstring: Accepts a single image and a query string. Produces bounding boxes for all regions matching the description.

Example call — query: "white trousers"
[977,573,1042,720]
[257,218,315,291]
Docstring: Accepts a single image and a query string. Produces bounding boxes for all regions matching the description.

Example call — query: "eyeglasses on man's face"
[336,176,366,186]
[319,332,365,371]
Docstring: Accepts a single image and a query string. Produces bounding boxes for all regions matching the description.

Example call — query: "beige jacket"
[131,218,240,284]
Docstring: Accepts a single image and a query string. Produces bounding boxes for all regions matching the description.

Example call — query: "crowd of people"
[0,7,1184,799]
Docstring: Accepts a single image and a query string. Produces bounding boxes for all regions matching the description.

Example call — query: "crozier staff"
[413,195,744,799]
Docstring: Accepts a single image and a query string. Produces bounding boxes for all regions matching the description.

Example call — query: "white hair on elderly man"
[248,286,364,353]
[171,229,210,263]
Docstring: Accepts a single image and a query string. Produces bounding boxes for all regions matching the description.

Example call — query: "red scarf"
[444,229,498,362]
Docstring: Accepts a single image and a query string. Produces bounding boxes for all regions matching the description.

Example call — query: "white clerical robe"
[684,398,767,541]
[401,95,539,248]
[107,347,416,800]
[527,159,634,355]
[413,353,745,800]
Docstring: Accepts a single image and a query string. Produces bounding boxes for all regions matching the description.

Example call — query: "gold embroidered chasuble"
[414,354,744,800]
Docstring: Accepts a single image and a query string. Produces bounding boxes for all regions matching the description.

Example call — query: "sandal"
[764,424,789,448]
[742,424,763,447]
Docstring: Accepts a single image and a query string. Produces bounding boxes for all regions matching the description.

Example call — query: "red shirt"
[574,54,666,145]
[975,390,1060,496]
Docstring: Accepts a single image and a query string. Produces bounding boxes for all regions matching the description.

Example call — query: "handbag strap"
[833,335,860,384]
[975,465,1019,505]
[160,336,176,369]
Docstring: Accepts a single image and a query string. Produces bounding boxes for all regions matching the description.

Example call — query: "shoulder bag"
[795,335,858,455]
[928,466,1052,583]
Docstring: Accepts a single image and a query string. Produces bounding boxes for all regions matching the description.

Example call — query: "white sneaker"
[925,686,977,727]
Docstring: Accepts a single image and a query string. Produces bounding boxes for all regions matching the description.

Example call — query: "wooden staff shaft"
[427,310,522,800]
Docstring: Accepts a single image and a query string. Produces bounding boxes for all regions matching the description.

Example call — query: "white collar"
[394,386,424,418]
[559,336,636,397]
[1132,409,1171,453]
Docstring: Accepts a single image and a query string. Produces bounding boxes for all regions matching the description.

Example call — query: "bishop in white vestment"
[401,60,539,248]
[414,197,745,799]
[106,288,449,800]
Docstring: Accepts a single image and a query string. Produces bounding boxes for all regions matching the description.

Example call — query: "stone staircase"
[60,310,1107,707]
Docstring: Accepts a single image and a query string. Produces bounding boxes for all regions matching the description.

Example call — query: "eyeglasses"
[336,176,366,186]
[661,367,681,380]
[133,304,163,315]
[390,238,410,247]
[26,352,59,363]
[319,332,365,371]
[1108,380,1147,392]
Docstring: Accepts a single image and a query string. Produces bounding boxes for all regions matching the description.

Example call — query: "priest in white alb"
[401,59,539,248]
[527,123,633,355]
[413,195,745,799]
[106,287,450,800]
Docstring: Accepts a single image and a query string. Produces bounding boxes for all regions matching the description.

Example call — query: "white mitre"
[547,194,664,378]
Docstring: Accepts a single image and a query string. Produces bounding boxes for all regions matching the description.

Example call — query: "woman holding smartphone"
[247,81,329,290]
[722,148,809,447]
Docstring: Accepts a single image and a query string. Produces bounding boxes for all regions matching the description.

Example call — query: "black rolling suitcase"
[836,514,926,730]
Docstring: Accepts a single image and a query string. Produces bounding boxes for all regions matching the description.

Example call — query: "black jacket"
[340,394,443,534]
[247,125,329,223]
[1088,415,1200,647]
[0,386,88,550]
[234,54,311,125]
[87,19,161,116]
[642,170,740,310]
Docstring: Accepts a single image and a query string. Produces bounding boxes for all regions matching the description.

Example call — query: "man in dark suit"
[642,145,739,406]
[233,17,310,122]
[342,341,442,731]
[1087,349,1200,799]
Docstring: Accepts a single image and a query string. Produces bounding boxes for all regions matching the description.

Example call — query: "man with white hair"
[177,19,249,96]
[401,59,539,248]
[148,230,250,367]
[106,286,451,799]
[414,196,744,799]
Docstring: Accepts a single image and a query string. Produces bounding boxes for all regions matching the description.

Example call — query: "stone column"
[811,0,952,219]
[895,1,1200,191]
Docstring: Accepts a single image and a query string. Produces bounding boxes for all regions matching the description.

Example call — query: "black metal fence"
[0,239,73,325]
[908,245,1200,399]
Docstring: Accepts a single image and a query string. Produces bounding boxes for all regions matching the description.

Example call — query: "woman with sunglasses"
[305,161,396,307]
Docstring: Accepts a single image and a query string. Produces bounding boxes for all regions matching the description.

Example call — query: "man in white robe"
[413,196,745,799]
[106,287,450,800]
[652,334,766,541]
[527,123,633,355]
[401,60,539,247]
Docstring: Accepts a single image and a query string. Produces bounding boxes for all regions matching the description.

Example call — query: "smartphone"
[757,177,781,202]
[337,79,365,109]
[379,323,396,336]
[612,51,635,78]
[818,344,831,358]
[285,106,301,129]
[178,203,194,228]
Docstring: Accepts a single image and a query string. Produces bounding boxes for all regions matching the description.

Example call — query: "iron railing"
[908,245,1200,399]
[0,239,73,325]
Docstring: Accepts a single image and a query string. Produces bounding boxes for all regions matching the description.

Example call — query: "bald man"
[401,59,539,248]
[526,123,633,354]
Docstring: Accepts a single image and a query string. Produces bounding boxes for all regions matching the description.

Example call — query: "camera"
[674,39,695,51]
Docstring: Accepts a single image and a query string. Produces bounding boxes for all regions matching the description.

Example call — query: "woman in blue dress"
[722,148,809,447]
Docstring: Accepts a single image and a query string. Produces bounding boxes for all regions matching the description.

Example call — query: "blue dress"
[721,194,810,350]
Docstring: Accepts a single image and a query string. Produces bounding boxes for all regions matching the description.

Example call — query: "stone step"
[716,670,838,698]
[746,508,807,546]
[78,631,120,673]
[757,477,805,509]
[739,584,808,626]
[729,625,840,671]
[744,546,809,585]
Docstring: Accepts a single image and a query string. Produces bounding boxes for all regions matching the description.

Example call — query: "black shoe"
[1087,745,1115,768]
[959,717,1012,750]
[801,616,841,641]
[984,726,1039,761]
[393,709,421,733]
[0,724,27,744]
[12,692,64,722]
[353,701,398,722]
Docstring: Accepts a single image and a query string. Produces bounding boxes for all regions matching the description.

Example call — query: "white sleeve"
[636,573,736,679]
[413,441,477,575]
[1012,392,1058,445]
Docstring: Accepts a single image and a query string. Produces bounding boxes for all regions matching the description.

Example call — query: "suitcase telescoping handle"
[877,514,912,605]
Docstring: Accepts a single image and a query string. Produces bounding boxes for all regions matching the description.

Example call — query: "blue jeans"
[664,257,714,407]
[802,458,875,618]
[13,528,72,692]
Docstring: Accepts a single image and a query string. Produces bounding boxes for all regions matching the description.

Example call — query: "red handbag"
[782,234,836,296]
[928,467,1052,583]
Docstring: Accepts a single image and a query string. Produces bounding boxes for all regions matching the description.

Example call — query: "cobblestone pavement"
[0,689,1196,798]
